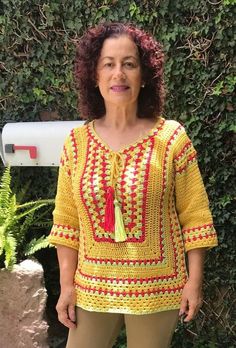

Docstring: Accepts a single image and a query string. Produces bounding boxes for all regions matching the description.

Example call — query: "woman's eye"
[102,62,136,69]
[104,63,113,67]
[124,62,136,68]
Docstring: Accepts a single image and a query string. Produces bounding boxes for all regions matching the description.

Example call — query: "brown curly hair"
[74,22,165,120]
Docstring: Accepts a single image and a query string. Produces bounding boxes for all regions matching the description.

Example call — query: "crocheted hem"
[183,224,218,252]
[75,302,181,315]
[49,223,80,250]
[75,286,183,315]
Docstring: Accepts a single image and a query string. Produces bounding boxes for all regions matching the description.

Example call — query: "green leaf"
[24,236,51,256]
[4,234,17,270]
[0,167,53,268]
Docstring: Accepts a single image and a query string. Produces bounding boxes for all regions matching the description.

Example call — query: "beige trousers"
[66,307,179,348]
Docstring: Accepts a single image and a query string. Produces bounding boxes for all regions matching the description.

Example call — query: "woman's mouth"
[110,85,129,92]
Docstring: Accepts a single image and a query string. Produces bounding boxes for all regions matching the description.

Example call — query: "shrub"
[0,166,54,269]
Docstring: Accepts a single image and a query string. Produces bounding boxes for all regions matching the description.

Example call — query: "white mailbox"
[0,121,84,166]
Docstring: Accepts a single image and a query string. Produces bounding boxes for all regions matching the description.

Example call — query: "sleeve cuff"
[48,223,80,250]
[182,224,218,252]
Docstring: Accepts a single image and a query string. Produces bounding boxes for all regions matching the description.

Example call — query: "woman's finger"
[179,296,188,317]
[56,299,76,329]
[68,304,76,324]
[58,307,76,329]
[183,305,195,322]
[184,299,202,322]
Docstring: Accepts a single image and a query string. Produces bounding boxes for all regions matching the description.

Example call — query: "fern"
[0,224,6,256]
[17,199,54,210]
[16,210,35,247]
[24,236,51,256]
[32,220,53,229]
[4,233,17,269]
[15,180,31,204]
[29,206,54,229]
[0,166,11,210]
[0,167,54,270]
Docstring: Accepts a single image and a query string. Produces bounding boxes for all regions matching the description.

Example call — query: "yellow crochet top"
[49,118,218,314]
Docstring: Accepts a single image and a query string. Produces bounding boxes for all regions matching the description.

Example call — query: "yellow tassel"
[114,199,127,242]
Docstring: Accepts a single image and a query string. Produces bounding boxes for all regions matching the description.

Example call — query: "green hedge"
[1,0,235,346]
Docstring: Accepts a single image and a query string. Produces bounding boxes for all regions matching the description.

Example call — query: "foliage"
[0,0,235,346]
[0,166,54,270]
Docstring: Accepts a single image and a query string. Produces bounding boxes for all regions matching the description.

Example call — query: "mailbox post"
[0,121,84,167]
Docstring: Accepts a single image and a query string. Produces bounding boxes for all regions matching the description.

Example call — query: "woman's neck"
[101,103,138,130]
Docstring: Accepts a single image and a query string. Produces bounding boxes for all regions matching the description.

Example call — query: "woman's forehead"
[99,35,139,58]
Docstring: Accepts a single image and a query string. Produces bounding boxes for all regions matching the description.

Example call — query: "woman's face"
[96,35,142,109]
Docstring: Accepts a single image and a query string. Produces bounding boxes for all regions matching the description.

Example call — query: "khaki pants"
[66,307,179,348]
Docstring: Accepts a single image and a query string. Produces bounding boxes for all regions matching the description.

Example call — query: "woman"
[49,22,218,348]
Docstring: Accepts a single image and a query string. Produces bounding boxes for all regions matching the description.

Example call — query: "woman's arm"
[56,245,78,329]
[173,127,218,321]
[179,247,207,322]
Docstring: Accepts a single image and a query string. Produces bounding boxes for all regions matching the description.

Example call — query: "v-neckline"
[89,118,165,153]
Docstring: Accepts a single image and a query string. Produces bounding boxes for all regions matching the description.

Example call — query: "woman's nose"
[113,65,125,79]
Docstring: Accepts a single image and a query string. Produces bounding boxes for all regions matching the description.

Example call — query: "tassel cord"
[104,152,127,241]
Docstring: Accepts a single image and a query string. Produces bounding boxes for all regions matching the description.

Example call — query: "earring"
[141,84,145,88]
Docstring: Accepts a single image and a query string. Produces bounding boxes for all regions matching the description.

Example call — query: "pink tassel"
[104,186,115,232]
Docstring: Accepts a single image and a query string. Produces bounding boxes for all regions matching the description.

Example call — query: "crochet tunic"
[49,118,218,314]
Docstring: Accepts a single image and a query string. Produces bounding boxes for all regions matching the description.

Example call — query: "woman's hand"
[56,285,77,329]
[55,245,78,329]
[179,248,206,322]
[179,279,203,322]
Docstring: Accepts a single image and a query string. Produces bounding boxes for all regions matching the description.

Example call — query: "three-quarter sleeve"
[48,133,80,250]
[174,127,218,252]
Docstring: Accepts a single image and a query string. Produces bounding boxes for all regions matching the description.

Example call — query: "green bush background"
[1,0,235,347]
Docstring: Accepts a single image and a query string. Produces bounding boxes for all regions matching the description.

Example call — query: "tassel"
[114,199,127,242]
[104,186,115,232]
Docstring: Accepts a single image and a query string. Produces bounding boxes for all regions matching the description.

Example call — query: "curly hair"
[74,22,165,120]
